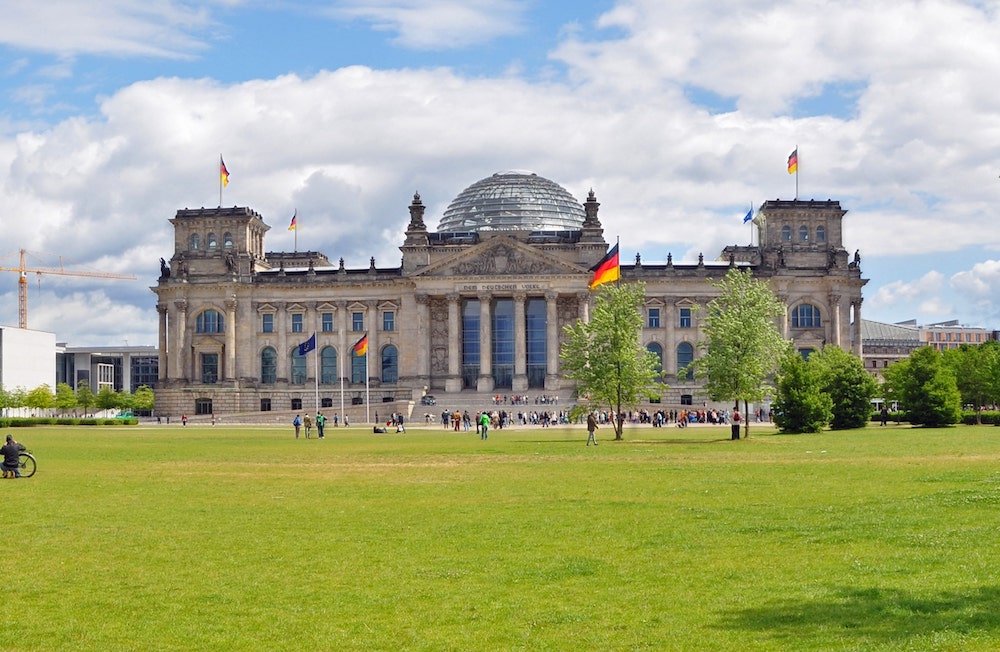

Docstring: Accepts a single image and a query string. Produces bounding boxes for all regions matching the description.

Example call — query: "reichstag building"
[152,170,867,418]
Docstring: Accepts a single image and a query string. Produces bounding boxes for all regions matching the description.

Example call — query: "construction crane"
[0,249,136,329]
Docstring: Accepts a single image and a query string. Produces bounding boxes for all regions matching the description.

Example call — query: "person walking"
[586,411,599,446]
[479,411,490,439]
[303,414,312,438]
[397,412,406,433]
[316,412,326,438]
[293,414,302,438]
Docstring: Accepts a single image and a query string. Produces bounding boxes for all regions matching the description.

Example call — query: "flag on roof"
[220,156,230,187]
[288,210,297,231]
[787,149,798,175]
[589,243,620,290]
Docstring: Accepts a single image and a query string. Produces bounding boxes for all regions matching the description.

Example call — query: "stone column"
[367,300,379,382]
[545,291,560,390]
[664,302,677,375]
[174,300,187,381]
[415,294,430,388]
[777,294,789,339]
[277,301,288,383]
[852,298,863,357]
[336,301,348,384]
[477,292,494,392]
[513,292,527,391]
[225,296,237,382]
[828,293,842,348]
[446,293,462,392]
[577,291,590,323]
[157,304,168,381]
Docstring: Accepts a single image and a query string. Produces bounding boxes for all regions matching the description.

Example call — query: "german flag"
[220,156,230,187]
[589,243,620,290]
[787,149,798,175]
[352,333,368,357]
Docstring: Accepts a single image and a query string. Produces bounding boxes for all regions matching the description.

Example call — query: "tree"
[942,342,999,422]
[560,281,666,440]
[883,346,962,427]
[812,346,878,429]
[772,350,832,433]
[24,384,55,414]
[133,385,155,413]
[96,386,120,413]
[55,382,78,414]
[76,381,96,417]
[692,267,790,438]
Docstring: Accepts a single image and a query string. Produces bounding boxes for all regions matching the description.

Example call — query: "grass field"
[4,421,1000,651]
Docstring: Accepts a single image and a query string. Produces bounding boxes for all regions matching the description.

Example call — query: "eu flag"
[298,333,316,356]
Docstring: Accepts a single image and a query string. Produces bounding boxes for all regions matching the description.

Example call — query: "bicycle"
[5,450,36,478]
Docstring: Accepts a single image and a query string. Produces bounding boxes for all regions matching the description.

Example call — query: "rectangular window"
[262,314,274,333]
[291,313,304,333]
[648,308,660,329]
[260,398,271,412]
[321,397,333,408]
[290,398,302,411]
[383,311,395,332]
[352,312,364,332]
[679,308,692,328]
[201,353,218,384]
[195,398,213,415]
[321,312,334,332]
[680,394,693,406]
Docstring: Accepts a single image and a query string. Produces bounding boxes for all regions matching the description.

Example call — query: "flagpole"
[364,346,370,424]
[795,145,799,200]
[313,342,319,415]
[339,342,344,426]
[219,155,224,207]
[616,236,621,287]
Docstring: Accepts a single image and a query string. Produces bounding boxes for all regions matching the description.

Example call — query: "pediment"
[414,236,586,278]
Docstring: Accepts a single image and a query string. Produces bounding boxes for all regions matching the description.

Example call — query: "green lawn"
[5,422,1000,651]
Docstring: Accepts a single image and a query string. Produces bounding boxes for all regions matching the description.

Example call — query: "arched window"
[351,350,366,383]
[223,232,234,248]
[646,342,663,375]
[190,233,201,250]
[291,347,306,384]
[320,346,337,384]
[799,225,809,241]
[196,309,224,333]
[261,347,277,384]
[207,232,218,249]
[381,345,398,384]
[781,225,791,242]
[791,303,822,328]
[677,342,694,380]
[815,225,826,242]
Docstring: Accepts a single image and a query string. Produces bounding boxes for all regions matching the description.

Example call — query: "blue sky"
[1,0,1000,345]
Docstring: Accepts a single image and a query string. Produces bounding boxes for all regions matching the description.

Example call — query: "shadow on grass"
[714,585,1000,644]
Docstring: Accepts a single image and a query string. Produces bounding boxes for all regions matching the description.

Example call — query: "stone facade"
[151,180,866,418]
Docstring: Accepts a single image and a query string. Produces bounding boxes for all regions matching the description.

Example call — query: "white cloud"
[327,0,529,49]
[0,1,214,58]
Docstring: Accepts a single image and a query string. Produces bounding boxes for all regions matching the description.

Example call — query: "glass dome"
[437,170,586,232]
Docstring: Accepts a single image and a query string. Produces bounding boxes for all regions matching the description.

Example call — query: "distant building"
[0,326,56,392]
[918,320,997,351]
[861,319,921,380]
[56,345,159,394]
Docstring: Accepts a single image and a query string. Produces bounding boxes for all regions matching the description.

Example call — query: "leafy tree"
[55,382,78,414]
[884,346,961,427]
[560,281,666,440]
[812,346,878,429]
[96,386,120,413]
[772,350,832,433]
[76,381,96,417]
[942,342,999,422]
[25,384,55,414]
[133,385,155,413]
[692,267,790,438]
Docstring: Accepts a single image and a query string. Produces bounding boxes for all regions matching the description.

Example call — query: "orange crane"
[0,249,136,329]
